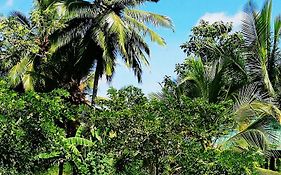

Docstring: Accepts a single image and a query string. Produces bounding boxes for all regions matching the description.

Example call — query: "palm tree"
[242,0,281,97]
[0,12,36,91]
[177,57,229,103]
[51,0,173,104]
[219,83,281,171]
[241,1,281,170]
[153,14,281,171]
[0,1,62,92]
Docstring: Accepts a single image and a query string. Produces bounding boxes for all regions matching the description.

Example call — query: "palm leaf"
[35,151,61,160]
[10,11,31,29]
[8,56,32,88]
[110,0,159,8]
[106,12,129,65]
[220,129,269,152]
[124,14,166,45]
[64,137,94,147]
[242,0,276,96]
[124,9,173,29]
[22,61,34,91]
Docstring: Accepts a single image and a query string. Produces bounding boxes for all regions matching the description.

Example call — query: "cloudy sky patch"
[198,11,244,30]
[5,0,14,7]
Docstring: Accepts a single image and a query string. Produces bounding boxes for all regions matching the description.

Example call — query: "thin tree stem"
[58,159,64,175]
[91,59,102,105]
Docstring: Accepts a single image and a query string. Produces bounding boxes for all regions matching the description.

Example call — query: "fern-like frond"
[220,129,269,152]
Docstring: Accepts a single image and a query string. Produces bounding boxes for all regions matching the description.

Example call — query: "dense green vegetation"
[0,0,280,174]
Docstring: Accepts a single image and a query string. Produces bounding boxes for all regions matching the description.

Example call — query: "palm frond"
[106,12,129,65]
[22,61,34,91]
[220,129,269,153]
[8,56,32,88]
[270,15,281,72]
[64,137,94,147]
[148,91,165,100]
[125,9,173,29]
[124,14,166,45]
[242,0,277,97]
[92,29,116,77]
[10,11,31,29]
[110,0,159,8]
[126,29,150,64]
[50,20,92,52]
[178,57,208,99]
[65,5,99,20]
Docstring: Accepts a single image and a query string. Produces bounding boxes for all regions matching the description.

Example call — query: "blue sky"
[1,0,281,96]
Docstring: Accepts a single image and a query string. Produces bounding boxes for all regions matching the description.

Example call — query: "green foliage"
[242,0,281,97]
[175,21,247,103]
[0,80,67,174]
[1,0,280,174]
[173,141,262,175]
[0,8,64,91]
[180,20,245,69]
[0,78,265,174]
[38,162,72,175]
[69,86,260,175]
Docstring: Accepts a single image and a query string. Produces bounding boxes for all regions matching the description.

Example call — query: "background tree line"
[0,0,280,174]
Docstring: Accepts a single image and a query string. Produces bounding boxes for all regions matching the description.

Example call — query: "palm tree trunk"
[91,71,99,105]
[91,59,102,105]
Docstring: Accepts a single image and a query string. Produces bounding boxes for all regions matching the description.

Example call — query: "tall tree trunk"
[91,59,102,105]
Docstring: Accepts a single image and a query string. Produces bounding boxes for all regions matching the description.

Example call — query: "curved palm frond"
[220,129,268,153]
[8,56,35,91]
[124,14,166,45]
[124,9,173,29]
[106,12,129,63]
[178,57,226,102]
[233,83,281,126]
[110,0,159,7]
[10,11,32,29]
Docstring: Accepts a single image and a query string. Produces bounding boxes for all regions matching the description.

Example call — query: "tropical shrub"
[0,79,67,174]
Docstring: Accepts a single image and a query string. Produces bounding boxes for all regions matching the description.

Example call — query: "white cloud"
[5,0,14,7]
[198,11,244,31]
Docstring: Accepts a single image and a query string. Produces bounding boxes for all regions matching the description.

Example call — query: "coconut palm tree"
[0,1,63,92]
[219,83,281,171]
[51,0,173,104]
[240,1,281,170]
[242,0,281,97]
[177,57,230,103]
[154,13,281,171]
